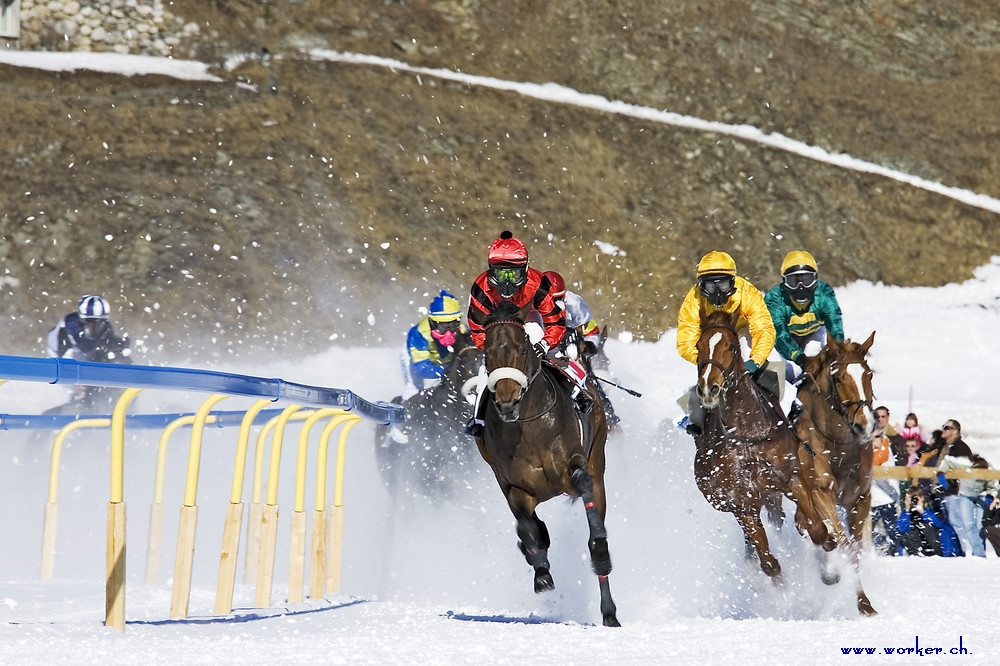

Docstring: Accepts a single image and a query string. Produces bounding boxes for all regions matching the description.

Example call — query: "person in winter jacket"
[676,251,778,436]
[897,485,955,556]
[935,423,998,558]
[871,431,902,555]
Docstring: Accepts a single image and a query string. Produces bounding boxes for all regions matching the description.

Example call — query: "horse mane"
[700,307,739,330]
[801,336,866,379]
[486,300,526,325]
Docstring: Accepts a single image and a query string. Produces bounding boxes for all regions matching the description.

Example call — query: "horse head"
[695,308,744,410]
[804,331,876,439]
[484,301,539,421]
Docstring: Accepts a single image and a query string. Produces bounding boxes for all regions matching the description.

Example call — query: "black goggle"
[700,276,734,296]
[783,271,817,290]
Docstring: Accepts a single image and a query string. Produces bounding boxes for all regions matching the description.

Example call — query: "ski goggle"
[699,275,734,296]
[782,271,817,290]
[489,266,527,286]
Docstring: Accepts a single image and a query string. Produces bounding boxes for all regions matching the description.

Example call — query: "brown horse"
[794,332,878,616]
[693,309,840,590]
[476,301,619,627]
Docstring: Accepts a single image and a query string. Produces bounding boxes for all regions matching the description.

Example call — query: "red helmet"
[544,271,566,299]
[487,230,528,267]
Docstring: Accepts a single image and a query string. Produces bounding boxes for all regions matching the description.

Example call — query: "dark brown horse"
[794,332,878,615]
[477,301,619,627]
[693,309,840,590]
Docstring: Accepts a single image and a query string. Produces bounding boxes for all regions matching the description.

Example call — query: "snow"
[2,50,999,664]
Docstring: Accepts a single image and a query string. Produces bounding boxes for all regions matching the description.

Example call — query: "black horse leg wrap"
[571,468,607,540]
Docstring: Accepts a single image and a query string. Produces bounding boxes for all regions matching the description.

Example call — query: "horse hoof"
[603,614,621,628]
[858,597,878,616]
[821,571,841,586]
[534,571,554,593]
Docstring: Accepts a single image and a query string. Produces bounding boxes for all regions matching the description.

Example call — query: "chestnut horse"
[693,309,844,593]
[794,333,878,615]
[476,301,619,627]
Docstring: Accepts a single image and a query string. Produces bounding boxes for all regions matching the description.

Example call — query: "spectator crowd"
[869,408,1000,558]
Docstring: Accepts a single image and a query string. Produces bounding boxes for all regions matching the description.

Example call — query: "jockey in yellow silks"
[675,251,780,436]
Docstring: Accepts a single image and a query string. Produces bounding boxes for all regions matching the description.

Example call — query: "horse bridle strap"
[487,366,529,392]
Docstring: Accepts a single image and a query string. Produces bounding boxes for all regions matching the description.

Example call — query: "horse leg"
[506,487,554,593]
[570,467,620,627]
[764,492,785,530]
[847,493,877,616]
[734,510,784,586]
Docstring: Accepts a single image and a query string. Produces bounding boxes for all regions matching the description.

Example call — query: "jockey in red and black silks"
[467,231,565,354]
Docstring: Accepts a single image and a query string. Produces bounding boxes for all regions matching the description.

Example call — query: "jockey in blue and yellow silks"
[404,290,471,394]
[764,250,844,384]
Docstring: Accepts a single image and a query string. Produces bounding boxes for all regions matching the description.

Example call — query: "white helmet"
[77,295,111,322]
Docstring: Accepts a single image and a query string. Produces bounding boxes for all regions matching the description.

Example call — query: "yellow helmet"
[696,251,736,277]
[429,290,462,323]
[780,250,817,275]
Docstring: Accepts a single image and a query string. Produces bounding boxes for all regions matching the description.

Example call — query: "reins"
[483,316,557,422]
[802,360,872,446]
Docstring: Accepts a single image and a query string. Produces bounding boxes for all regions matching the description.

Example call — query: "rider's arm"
[532,273,566,350]
[763,285,801,362]
[407,323,444,380]
[467,273,493,350]
[815,282,845,342]
[739,279,776,367]
[675,286,702,365]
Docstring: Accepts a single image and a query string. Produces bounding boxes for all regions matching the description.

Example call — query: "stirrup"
[788,401,803,424]
[465,418,484,437]
[677,415,702,437]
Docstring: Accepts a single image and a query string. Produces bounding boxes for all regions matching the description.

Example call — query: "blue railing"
[0,355,403,425]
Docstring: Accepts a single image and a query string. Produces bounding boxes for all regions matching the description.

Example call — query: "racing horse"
[476,301,619,627]
[375,343,484,499]
[693,309,845,595]
[793,332,878,615]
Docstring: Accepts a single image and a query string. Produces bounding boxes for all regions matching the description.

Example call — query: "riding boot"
[572,385,595,414]
[465,388,488,437]
[676,387,704,436]
[787,399,803,425]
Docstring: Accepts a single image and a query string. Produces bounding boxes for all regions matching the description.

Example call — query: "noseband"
[484,318,540,396]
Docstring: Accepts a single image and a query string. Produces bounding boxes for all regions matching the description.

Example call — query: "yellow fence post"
[311,414,358,599]
[287,409,345,604]
[326,417,362,594]
[170,394,229,620]
[215,398,272,615]
[254,404,302,609]
[42,419,110,580]
[147,415,196,585]
[106,387,142,632]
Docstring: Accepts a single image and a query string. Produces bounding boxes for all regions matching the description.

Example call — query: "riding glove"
[532,340,550,359]
[745,359,759,375]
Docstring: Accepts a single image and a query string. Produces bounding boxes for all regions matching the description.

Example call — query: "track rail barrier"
[0,355,403,632]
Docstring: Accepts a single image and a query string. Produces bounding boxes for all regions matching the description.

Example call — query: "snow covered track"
[312,49,1000,218]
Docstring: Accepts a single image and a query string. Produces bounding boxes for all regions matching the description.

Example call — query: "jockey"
[545,271,620,427]
[401,290,471,397]
[675,251,778,437]
[764,250,844,387]
[466,231,592,437]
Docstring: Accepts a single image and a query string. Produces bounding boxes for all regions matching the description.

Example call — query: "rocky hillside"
[2,0,998,364]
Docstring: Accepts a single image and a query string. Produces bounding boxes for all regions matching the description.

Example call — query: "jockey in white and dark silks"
[465,231,593,437]
[764,250,845,386]
[675,251,778,437]
[401,290,472,397]
[544,271,620,428]
[47,295,131,363]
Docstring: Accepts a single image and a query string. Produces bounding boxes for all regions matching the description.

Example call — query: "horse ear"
[860,331,876,354]
[518,302,532,321]
[825,331,839,351]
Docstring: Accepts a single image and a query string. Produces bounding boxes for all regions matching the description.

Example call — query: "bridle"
[483,317,542,404]
[696,324,748,395]
[804,357,873,444]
